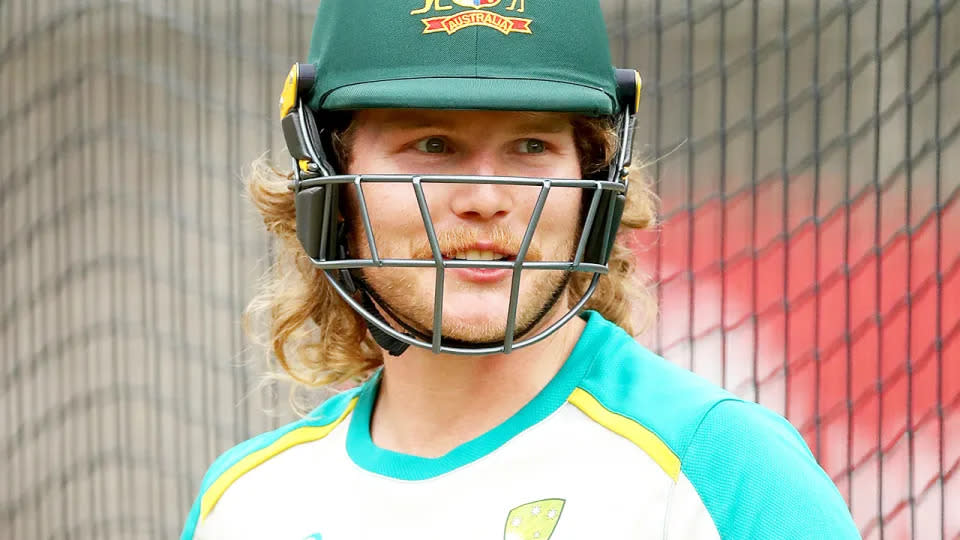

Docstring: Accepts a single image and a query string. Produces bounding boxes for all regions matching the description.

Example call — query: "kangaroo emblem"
[410,0,452,15]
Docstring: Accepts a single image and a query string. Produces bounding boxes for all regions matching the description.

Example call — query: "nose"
[447,153,514,221]
[449,182,513,221]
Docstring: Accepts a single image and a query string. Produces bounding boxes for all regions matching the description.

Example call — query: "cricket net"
[1,1,958,538]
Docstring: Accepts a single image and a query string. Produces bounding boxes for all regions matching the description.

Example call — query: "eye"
[414,137,450,154]
[517,139,547,154]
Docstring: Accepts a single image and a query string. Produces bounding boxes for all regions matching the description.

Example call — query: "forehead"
[350,109,574,134]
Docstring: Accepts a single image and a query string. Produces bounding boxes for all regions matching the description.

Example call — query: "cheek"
[521,154,582,220]
[532,188,584,243]
[546,187,583,221]
[348,184,427,254]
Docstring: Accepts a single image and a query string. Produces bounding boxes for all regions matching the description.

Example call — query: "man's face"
[344,109,583,344]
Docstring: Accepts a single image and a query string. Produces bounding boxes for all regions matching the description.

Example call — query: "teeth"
[453,250,505,261]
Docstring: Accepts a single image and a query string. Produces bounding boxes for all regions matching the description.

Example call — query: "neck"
[369,309,586,458]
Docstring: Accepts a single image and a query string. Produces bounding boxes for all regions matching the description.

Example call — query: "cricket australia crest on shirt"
[503,499,564,540]
[411,0,532,35]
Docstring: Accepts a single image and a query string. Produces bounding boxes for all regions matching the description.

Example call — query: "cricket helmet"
[279,0,642,356]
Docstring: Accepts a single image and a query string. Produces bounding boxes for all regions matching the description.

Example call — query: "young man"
[182,1,860,538]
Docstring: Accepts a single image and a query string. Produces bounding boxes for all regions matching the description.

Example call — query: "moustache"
[408,225,542,262]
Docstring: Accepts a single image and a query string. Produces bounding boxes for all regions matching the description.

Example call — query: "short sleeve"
[679,399,860,539]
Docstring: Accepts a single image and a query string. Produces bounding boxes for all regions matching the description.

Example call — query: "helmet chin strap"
[351,269,572,357]
[357,285,412,357]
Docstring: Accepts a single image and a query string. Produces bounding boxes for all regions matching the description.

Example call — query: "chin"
[369,273,569,343]
[439,302,554,344]
[444,308,507,330]
[437,298,504,324]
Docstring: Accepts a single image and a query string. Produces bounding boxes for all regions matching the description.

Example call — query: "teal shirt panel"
[575,313,859,539]
[682,399,861,539]
[179,388,362,540]
[576,314,736,463]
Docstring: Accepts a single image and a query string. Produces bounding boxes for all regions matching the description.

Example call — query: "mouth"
[438,245,518,284]
[444,249,516,262]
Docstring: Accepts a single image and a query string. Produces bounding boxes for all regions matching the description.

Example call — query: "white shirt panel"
[663,472,721,540]
[197,402,686,540]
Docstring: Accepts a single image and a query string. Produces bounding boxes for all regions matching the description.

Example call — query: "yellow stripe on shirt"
[200,397,358,520]
[567,387,681,481]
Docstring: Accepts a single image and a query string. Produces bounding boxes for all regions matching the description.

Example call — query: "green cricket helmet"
[280,0,642,356]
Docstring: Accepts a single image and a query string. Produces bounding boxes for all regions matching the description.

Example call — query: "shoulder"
[679,399,859,538]
[179,387,362,540]
[574,312,735,469]
[573,313,858,538]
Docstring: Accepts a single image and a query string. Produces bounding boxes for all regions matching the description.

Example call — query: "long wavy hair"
[244,114,659,404]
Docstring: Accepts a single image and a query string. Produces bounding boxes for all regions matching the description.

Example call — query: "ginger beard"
[346,194,582,345]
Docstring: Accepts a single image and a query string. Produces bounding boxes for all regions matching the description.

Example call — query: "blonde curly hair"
[244,114,658,399]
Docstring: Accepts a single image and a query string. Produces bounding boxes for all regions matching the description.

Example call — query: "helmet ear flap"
[581,69,639,266]
[295,181,340,263]
[581,189,626,266]
[282,63,348,264]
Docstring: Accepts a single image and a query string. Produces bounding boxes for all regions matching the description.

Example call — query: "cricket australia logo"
[411,0,532,36]
[503,499,564,540]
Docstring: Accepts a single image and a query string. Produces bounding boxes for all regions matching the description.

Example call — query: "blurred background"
[1,0,958,538]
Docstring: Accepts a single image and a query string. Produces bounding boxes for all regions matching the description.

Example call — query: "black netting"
[1,1,958,538]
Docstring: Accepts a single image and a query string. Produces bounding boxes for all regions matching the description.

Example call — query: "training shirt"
[181,311,859,540]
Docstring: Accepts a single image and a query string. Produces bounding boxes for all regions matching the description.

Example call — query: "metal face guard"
[281,64,641,355]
